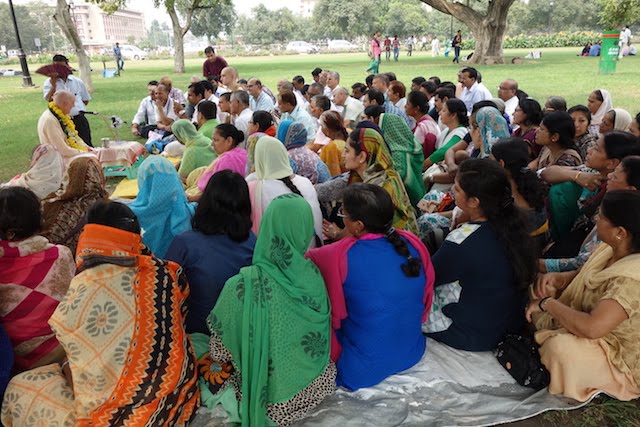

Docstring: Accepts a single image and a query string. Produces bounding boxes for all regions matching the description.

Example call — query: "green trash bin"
[599,30,620,75]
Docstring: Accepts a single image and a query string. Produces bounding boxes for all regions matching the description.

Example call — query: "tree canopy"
[598,0,640,29]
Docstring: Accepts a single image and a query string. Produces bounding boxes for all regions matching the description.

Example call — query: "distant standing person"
[113,42,124,72]
[431,36,441,56]
[452,30,462,64]
[407,36,414,57]
[202,46,228,80]
[384,35,391,61]
[43,54,93,147]
[366,32,382,75]
[421,34,428,51]
[393,35,400,61]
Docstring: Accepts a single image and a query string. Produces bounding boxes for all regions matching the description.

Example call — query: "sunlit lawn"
[1,47,639,181]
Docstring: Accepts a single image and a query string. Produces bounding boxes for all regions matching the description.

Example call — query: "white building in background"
[298,0,316,17]
[68,0,145,51]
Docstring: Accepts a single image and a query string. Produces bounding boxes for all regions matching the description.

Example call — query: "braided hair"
[280,175,302,196]
[342,183,421,277]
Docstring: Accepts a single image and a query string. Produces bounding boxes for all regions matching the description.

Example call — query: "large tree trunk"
[420,0,515,65]
[468,3,510,65]
[167,4,189,73]
[53,0,93,92]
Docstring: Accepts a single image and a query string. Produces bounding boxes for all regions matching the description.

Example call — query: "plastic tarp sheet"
[192,338,591,427]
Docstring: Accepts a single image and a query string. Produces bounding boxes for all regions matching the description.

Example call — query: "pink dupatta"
[197,147,248,191]
[307,231,435,361]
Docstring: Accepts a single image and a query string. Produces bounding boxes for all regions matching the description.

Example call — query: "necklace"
[48,102,88,152]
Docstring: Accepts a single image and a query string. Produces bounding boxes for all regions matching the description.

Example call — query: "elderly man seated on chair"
[38,90,96,167]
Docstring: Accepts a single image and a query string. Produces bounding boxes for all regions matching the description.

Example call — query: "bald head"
[277,79,295,94]
[498,79,518,102]
[220,67,238,86]
[53,90,75,115]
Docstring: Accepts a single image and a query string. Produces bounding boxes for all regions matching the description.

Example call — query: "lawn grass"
[1,47,639,181]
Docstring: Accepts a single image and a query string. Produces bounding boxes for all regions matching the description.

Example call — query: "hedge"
[461,31,602,50]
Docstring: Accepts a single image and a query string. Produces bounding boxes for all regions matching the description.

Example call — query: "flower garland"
[48,102,89,152]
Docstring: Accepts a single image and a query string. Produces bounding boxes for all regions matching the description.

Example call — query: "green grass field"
[1,47,639,181]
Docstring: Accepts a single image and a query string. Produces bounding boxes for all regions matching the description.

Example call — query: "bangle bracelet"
[539,296,552,312]
[573,171,581,182]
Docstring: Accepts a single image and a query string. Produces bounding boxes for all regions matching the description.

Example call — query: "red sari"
[0,235,75,371]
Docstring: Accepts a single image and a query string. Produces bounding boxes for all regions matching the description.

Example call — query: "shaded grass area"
[503,395,640,427]
[1,47,639,181]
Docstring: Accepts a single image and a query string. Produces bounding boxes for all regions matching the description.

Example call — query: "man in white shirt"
[326,71,340,99]
[154,84,179,132]
[43,54,93,146]
[497,79,520,122]
[278,79,306,109]
[459,67,492,114]
[278,91,317,143]
[333,86,364,129]
[230,90,252,147]
[131,80,159,137]
[248,78,275,111]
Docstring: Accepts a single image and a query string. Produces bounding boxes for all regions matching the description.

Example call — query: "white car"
[119,45,146,60]
[286,41,319,54]
[328,40,357,50]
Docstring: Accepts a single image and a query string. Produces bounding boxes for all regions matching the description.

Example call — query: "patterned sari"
[0,236,75,371]
[350,128,419,234]
[41,156,108,255]
[1,224,200,426]
[379,113,426,207]
[200,194,335,426]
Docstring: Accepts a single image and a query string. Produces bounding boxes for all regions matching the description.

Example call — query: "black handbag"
[495,334,550,391]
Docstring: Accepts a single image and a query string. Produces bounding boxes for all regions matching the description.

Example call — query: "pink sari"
[307,231,435,361]
[0,236,75,370]
[197,147,248,191]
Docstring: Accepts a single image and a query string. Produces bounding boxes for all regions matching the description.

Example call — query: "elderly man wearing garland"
[38,90,95,166]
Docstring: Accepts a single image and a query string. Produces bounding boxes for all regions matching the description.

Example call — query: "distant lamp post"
[548,1,554,34]
[8,0,34,87]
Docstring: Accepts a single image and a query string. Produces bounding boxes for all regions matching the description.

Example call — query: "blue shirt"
[384,100,414,128]
[337,237,427,390]
[427,222,526,351]
[165,231,256,334]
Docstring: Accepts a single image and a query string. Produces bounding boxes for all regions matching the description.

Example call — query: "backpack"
[451,36,457,47]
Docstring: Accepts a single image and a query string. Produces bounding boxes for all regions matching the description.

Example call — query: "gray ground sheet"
[192,338,592,426]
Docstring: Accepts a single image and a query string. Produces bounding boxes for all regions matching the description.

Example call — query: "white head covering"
[612,108,633,132]
[590,89,613,127]
[3,145,64,199]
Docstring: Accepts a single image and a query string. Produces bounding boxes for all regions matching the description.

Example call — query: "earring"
[616,235,622,240]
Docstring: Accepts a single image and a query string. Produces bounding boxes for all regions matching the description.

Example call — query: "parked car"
[328,40,357,50]
[286,41,320,54]
[119,45,146,60]
[0,69,22,77]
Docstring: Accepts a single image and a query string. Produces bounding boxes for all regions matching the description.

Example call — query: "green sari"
[172,119,217,179]
[205,194,334,426]
[379,113,426,207]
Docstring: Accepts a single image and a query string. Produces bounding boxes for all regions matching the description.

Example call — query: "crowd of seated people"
[2,61,640,426]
